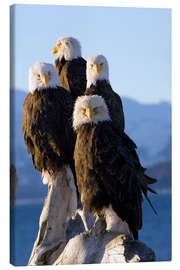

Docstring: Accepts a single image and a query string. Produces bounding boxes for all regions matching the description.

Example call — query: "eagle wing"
[22,87,75,174]
[55,57,87,98]
[55,57,66,80]
[55,57,71,92]
[92,122,157,233]
[66,57,87,97]
[85,81,125,131]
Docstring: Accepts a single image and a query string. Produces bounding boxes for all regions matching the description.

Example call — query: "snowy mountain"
[123,98,171,167]
[147,161,171,194]
[10,90,171,199]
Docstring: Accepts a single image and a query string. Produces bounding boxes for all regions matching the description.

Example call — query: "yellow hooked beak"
[92,64,100,75]
[85,107,92,121]
[52,46,59,55]
[41,74,48,87]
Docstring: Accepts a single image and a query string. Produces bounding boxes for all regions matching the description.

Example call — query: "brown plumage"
[85,54,125,131]
[53,37,87,99]
[55,57,87,99]
[73,95,157,239]
[85,80,125,131]
[22,87,76,176]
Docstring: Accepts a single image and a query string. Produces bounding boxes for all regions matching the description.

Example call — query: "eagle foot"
[90,215,107,236]
[72,208,94,232]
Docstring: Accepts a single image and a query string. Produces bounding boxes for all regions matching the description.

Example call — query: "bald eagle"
[22,62,77,217]
[52,37,86,99]
[73,95,157,240]
[85,54,125,131]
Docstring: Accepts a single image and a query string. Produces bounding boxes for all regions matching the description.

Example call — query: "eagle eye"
[82,108,86,113]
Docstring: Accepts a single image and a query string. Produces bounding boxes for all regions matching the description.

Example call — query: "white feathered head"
[52,37,81,61]
[73,95,111,130]
[29,62,60,93]
[86,54,109,88]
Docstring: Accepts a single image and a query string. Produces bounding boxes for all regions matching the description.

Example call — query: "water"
[140,193,171,261]
[10,193,171,266]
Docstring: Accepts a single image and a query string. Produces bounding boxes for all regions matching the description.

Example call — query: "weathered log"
[55,230,155,265]
[28,167,155,266]
[28,168,77,265]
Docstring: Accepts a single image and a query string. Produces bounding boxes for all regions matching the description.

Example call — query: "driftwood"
[28,169,155,265]
[55,230,155,265]
[28,168,77,265]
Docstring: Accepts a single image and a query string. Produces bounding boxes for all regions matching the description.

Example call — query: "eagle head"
[52,37,81,61]
[86,54,109,88]
[73,95,111,130]
[29,62,60,93]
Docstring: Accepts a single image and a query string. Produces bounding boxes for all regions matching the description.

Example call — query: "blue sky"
[11,4,171,103]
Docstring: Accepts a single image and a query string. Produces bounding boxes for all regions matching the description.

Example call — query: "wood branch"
[28,178,155,266]
[55,231,155,265]
[28,168,155,266]
[28,168,77,265]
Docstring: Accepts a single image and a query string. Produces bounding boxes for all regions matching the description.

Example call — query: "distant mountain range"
[123,98,171,167]
[147,160,171,194]
[10,89,171,200]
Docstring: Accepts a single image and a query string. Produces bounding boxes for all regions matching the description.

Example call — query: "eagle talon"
[72,208,94,232]
[91,215,107,236]
[72,209,81,220]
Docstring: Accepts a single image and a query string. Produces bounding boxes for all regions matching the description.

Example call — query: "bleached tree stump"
[28,169,155,266]
[28,168,77,265]
[54,230,155,265]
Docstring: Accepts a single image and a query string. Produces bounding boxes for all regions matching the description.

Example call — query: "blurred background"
[10,4,171,266]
